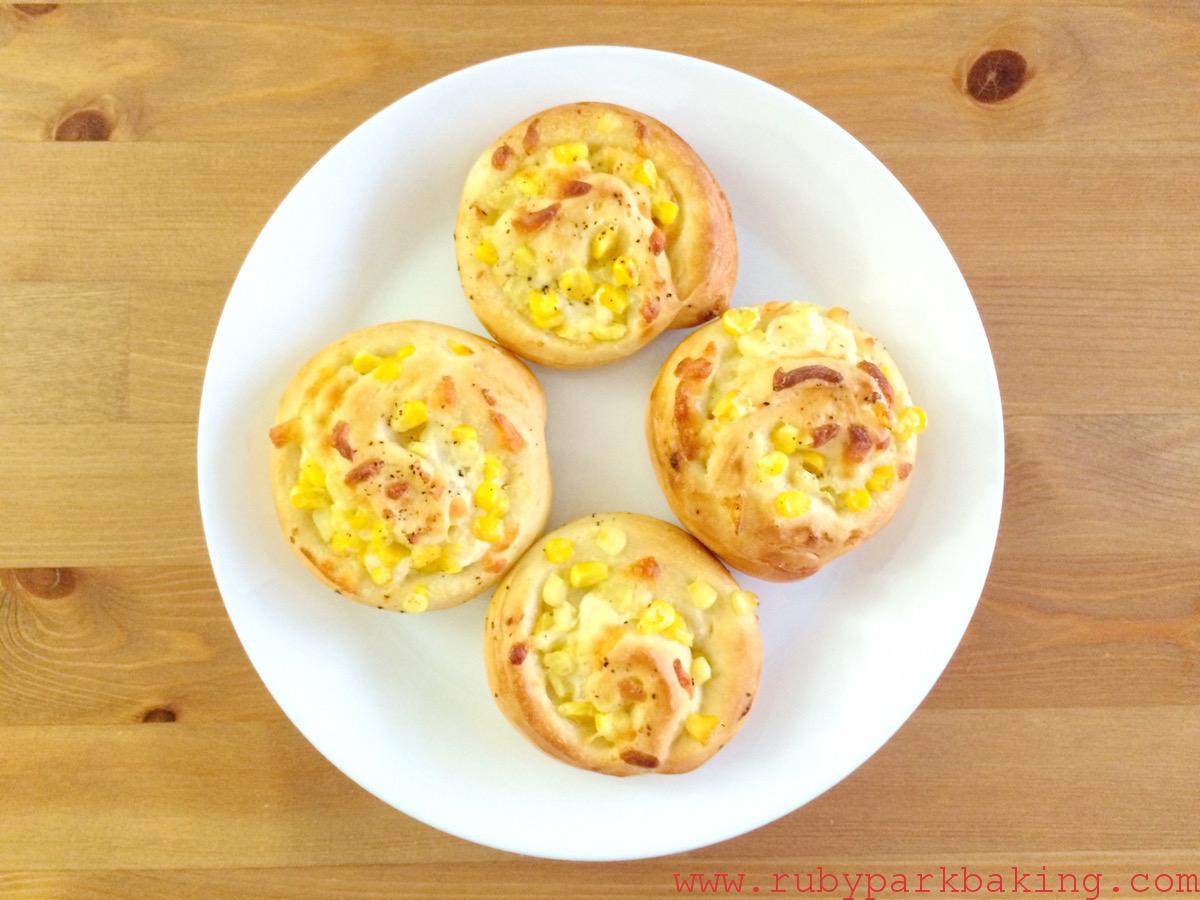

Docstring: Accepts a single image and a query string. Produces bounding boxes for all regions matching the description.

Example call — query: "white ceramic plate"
[198,46,1003,861]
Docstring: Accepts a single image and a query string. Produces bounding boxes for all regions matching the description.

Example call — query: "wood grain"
[0,0,1197,896]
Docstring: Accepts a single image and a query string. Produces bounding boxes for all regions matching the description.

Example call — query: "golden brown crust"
[455,102,737,369]
[647,302,925,581]
[484,513,761,775]
[269,321,550,611]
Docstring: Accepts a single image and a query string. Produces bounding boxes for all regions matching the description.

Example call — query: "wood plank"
[0,708,1195,871]
[0,4,1197,144]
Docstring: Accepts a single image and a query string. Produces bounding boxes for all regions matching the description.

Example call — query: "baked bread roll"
[268,321,550,612]
[485,513,761,775]
[647,302,928,581]
[455,102,737,368]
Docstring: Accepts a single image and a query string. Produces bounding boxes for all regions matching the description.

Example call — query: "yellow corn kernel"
[329,531,362,555]
[544,537,574,563]
[439,545,463,574]
[712,391,749,422]
[474,482,510,516]
[798,450,826,476]
[372,358,401,381]
[447,339,474,356]
[528,290,562,328]
[685,713,719,745]
[687,579,717,610]
[721,307,760,336]
[511,245,536,271]
[592,324,627,342]
[595,525,627,556]
[730,589,758,615]
[407,440,431,458]
[630,703,648,731]
[390,399,428,432]
[594,712,615,740]
[664,616,693,648]
[348,508,372,530]
[691,656,712,686]
[543,649,574,677]
[552,142,589,164]
[472,514,504,543]
[637,599,677,634]
[401,585,430,614]
[558,267,595,302]
[534,611,554,635]
[569,561,608,589]
[557,700,596,719]
[288,485,329,510]
[552,602,577,631]
[482,452,506,484]
[393,345,416,362]
[367,564,393,586]
[451,424,477,443]
[775,490,811,517]
[591,224,618,261]
[894,406,928,440]
[840,488,872,512]
[351,351,381,374]
[866,465,897,493]
[736,329,768,358]
[772,423,801,455]
[542,573,567,607]
[633,158,658,189]
[595,283,628,316]
[611,256,639,288]
[756,450,789,480]
[376,541,409,567]
[652,198,679,226]
[474,240,499,265]
[512,169,543,196]
[410,543,443,571]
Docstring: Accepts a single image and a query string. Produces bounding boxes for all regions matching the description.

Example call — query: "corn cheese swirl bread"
[455,102,737,368]
[269,321,550,612]
[647,302,928,581]
[485,513,761,775]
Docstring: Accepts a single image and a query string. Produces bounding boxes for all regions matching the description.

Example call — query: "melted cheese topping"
[280,340,514,606]
[474,142,679,343]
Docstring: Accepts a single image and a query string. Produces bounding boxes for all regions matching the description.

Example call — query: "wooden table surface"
[2,2,1198,897]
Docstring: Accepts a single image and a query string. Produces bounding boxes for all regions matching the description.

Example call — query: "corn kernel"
[894,406,928,440]
[595,283,628,316]
[407,440,431,458]
[390,399,428,432]
[447,339,474,356]
[542,573,567,607]
[557,267,594,302]
[867,465,897,493]
[528,290,562,329]
[411,544,442,571]
[376,541,409,566]
[652,198,679,226]
[472,514,504,543]
[349,508,373,530]
[474,241,499,265]
[329,531,362,555]
[756,450,789,480]
[591,224,619,260]
[351,351,381,374]
[595,525,627,555]
[552,602,576,631]
[401,586,430,613]
[633,158,658,189]
[474,481,509,514]
[552,142,589,164]
[737,329,768,357]
[544,537,574,563]
[692,656,712,685]
[611,256,639,288]
[542,649,573,676]
[393,344,416,362]
[687,579,717,610]
[439,545,463,574]
[557,700,596,719]
[512,169,543,196]
[775,490,811,517]
[712,391,749,422]
[594,712,615,740]
[483,453,506,484]
[637,599,676,634]
[730,590,758,614]
[289,485,329,510]
[840,488,872,512]
[451,424,477,443]
[592,324,627,341]
[511,245,536,271]
[367,564,392,586]
[772,423,801,454]
[798,450,826,475]
[569,561,608,589]
[664,616,693,647]
[721,307,760,336]
[630,703,648,731]
[685,713,719,745]
[299,458,326,488]
[372,358,401,381]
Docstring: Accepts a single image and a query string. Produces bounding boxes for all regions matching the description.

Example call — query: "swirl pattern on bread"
[455,102,737,368]
[268,321,550,611]
[485,513,761,775]
[647,302,928,581]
